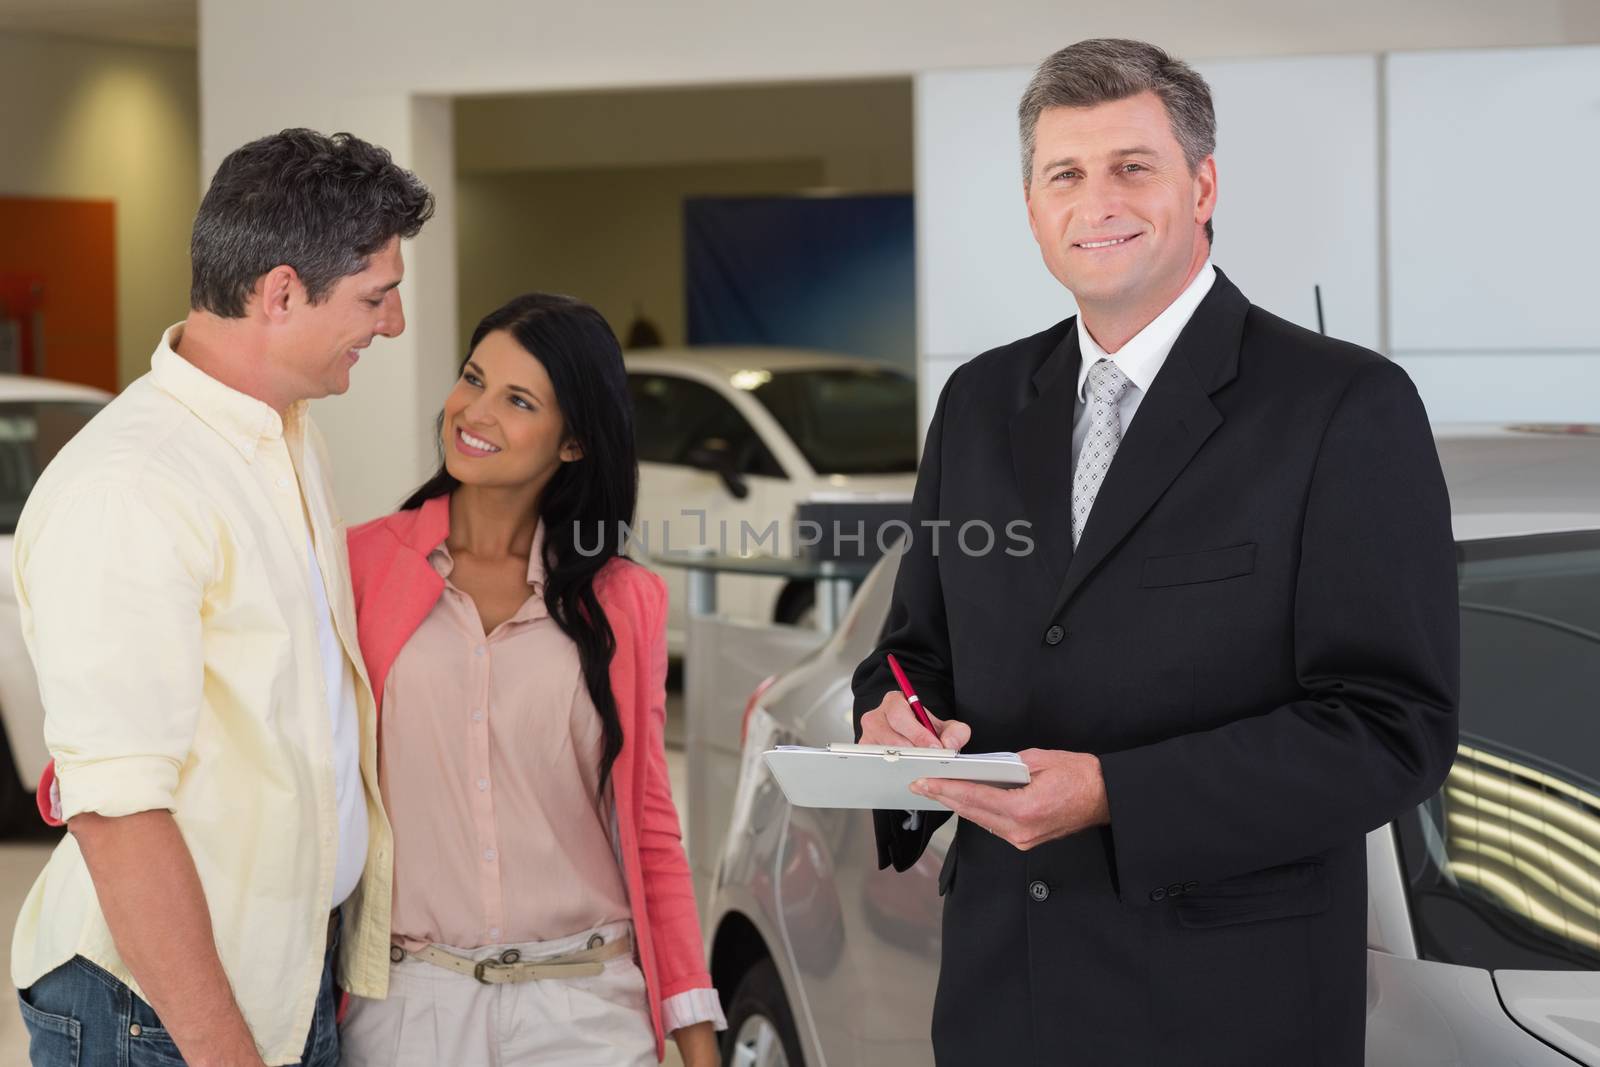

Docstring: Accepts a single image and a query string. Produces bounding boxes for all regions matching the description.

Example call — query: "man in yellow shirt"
[12,129,433,1067]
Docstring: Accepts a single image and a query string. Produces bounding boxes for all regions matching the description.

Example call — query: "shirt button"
[471,710,485,722]
[276,477,289,489]
[129,1024,143,1037]
[476,778,489,791]
[488,927,500,939]
[1028,880,1050,902]
[484,848,497,862]
[474,645,486,657]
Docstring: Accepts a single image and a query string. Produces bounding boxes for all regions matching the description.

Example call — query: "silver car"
[705,424,1600,1067]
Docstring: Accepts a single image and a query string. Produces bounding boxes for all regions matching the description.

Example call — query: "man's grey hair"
[1018,38,1216,242]
[190,129,434,318]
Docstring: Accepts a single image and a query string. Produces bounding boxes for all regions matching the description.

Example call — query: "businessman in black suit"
[852,38,1459,1066]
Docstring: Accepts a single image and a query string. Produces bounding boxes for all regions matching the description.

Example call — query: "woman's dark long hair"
[401,293,638,799]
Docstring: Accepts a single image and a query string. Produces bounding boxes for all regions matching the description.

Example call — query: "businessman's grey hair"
[1019,38,1216,243]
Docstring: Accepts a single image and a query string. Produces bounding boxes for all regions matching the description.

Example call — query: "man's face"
[1024,92,1215,314]
[281,236,406,401]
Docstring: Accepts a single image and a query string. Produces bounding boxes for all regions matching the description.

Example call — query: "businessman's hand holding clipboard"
[857,654,1111,848]
[765,654,1028,812]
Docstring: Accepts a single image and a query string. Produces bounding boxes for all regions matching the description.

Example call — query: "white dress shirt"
[1070,261,1217,474]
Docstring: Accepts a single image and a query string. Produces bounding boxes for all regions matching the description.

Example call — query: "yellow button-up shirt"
[9,325,393,1066]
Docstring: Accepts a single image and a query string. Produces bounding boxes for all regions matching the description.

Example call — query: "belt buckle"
[473,959,492,984]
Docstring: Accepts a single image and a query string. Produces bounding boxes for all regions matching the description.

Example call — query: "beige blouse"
[380,525,632,952]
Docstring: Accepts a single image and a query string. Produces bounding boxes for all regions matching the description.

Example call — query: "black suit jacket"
[851,270,1459,1066]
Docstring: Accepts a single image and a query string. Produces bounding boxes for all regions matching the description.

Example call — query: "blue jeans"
[17,916,340,1067]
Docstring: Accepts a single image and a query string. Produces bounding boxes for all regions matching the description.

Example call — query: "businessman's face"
[1024,92,1215,319]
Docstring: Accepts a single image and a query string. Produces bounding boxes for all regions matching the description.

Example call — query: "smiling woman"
[341,293,725,1067]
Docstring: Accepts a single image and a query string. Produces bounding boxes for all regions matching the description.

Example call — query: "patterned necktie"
[1071,358,1133,548]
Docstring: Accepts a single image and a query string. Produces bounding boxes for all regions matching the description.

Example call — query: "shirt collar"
[429,519,548,592]
[148,322,304,462]
[1076,261,1217,402]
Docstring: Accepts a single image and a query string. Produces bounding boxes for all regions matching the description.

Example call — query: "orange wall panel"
[0,197,117,393]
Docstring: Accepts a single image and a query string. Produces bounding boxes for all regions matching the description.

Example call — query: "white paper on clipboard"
[762,743,1030,810]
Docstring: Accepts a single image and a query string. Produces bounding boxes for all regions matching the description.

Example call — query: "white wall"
[201,0,1600,125]
[0,30,199,387]
[199,0,1600,518]
[1386,45,1600,422]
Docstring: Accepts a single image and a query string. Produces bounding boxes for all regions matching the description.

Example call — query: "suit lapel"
[1047,270,1248,621]
[1010,322,1082,586]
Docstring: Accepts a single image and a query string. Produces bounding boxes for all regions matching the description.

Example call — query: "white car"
[0,376,111,835]
[625,349,917,651]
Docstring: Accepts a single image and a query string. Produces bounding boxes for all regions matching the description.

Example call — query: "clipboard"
[763,743,1030,810]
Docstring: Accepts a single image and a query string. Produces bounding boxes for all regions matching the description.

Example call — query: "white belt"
[392,931,632,984]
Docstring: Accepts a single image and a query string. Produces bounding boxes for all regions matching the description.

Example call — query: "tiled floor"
[1,741,694,1066]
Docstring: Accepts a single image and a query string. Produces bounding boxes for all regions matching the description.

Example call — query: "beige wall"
[457,159,826,358]
[456,80,913,189]
[454,80,913,358]
[0,31,199,388]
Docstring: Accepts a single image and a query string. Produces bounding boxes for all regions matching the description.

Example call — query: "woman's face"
[441,329,581,493]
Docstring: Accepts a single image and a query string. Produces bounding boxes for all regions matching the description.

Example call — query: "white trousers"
[340,921,657,1066]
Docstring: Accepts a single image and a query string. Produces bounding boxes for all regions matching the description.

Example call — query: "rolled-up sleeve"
[16,481,210,821]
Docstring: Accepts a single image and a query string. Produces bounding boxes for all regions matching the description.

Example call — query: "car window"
[0,400,103,534]
[1394,532,1600,971]
[750,368,916,475]
[627,373,783,478]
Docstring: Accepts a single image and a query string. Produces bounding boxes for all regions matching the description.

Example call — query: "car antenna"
[1314,284,1326,336]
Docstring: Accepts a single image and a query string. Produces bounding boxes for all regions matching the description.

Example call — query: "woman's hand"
[672,1020,719,1067]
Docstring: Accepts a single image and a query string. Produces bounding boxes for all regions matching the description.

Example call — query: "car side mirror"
[686,439,750,500]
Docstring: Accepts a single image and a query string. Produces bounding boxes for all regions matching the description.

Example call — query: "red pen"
[886,653,940,739]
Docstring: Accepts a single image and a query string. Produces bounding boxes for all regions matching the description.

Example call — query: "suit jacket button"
[1044,625,1065,646]
[1150,887,1168,902]
[1167,882,1187,898]
[1028,880,1050,902]
[1184,881,1199,892]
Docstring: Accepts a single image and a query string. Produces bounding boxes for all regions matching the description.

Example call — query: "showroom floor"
[1,696,694,1066]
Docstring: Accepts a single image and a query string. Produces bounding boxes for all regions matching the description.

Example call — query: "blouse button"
[484,848,497,862]
[474,645,486,657]
[477,778,489,791]
[471,710,484,722]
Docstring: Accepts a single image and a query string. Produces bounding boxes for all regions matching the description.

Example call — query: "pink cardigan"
[348,494,710,1059]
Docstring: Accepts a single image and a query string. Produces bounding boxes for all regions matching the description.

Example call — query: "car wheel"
[722,958,803,1067]
[773,581,815,628]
